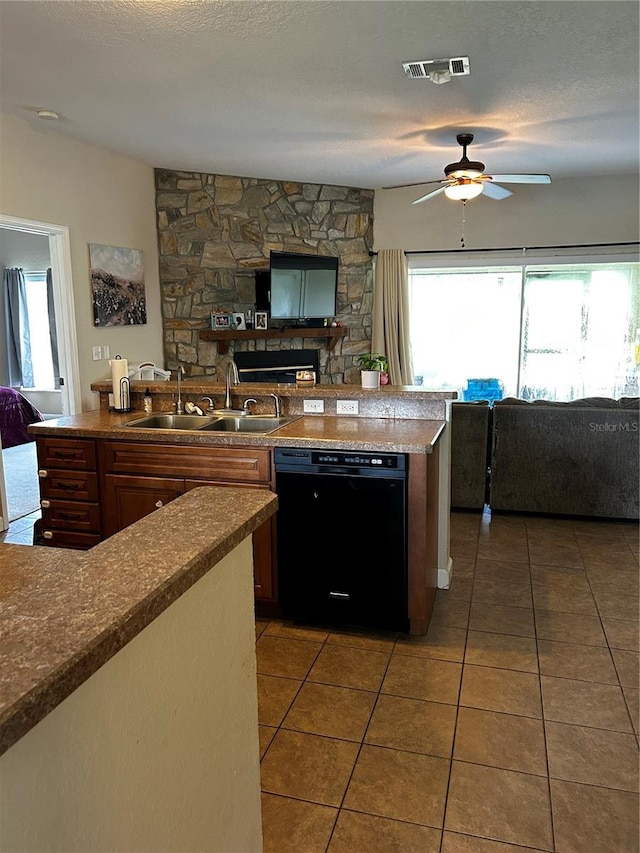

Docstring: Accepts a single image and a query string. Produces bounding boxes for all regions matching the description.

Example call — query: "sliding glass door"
[409,262,639,401]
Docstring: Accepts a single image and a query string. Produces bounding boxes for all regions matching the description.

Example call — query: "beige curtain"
[371,249,414,385]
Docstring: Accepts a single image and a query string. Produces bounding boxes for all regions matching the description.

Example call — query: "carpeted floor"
[3,441,40,521]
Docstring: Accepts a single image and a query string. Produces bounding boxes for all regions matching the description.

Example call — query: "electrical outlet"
[102,345,110,360]
[92,346,102,361]
[303,399,324,413]
[337,400,359,415]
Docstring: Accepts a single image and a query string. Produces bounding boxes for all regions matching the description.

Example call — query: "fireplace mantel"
[199,326,347,355]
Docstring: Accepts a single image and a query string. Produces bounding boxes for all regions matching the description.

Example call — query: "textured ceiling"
[0,1,638,188]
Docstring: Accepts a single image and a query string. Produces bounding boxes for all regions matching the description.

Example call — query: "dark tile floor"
[256,510,639,853]
[0,510,40,545]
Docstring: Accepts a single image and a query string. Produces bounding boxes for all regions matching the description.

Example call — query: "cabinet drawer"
[40,499,100,532]
[38,529,102,550]
[39,470,99,501]
[37,438,97,470]
[100,441,272,483]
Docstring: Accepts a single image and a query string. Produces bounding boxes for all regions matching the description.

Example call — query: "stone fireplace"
[155,170,374,384]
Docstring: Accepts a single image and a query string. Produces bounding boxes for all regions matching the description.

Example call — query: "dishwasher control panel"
[312,452,402,468]
[275,447,406,475]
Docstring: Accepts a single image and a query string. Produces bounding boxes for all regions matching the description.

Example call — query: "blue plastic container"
[463,378,504,403]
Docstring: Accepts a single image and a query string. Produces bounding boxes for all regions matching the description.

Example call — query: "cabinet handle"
[38,469,48,478]
[155,500,163,508]
[52,450,79,459]
[41,500,51,509]
[56,481,82,491]
[59,512,83,521]
[43,530,54,540]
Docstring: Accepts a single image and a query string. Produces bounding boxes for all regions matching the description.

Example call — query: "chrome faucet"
[269,393,281,418]
[201,396,215,412]
[224,361,239,409]
[175,365,185,414]
[243,397,258,415]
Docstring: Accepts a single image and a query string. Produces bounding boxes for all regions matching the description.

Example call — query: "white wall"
[373,174,640,252]
[0,112,164,411]
[0,228,51,269]
[0,536,263,853]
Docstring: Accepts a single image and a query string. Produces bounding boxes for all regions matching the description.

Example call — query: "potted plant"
[356,353,389,389]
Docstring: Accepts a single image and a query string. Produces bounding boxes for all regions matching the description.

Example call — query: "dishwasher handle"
[316,465,362,476]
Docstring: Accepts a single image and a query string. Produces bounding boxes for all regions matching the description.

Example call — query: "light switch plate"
[303,399,324,413]
[92,346,102,361]
[102,345,110,360]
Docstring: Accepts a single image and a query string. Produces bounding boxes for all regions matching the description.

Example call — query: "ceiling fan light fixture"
[448,168,484,180]
[444,181,484,201]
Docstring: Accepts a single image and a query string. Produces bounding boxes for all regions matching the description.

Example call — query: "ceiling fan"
[384,133,551,203]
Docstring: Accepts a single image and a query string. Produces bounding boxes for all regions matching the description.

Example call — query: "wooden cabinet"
[99,441,277,611]
[103,474,185,533]
[36,437,102,549]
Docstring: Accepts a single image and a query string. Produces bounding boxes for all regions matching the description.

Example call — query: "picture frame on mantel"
[255,311,268,330]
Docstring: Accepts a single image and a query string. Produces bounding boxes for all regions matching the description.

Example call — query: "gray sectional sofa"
[450,401,490,509]
[450,397,639,520]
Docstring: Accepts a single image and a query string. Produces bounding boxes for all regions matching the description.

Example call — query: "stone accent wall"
[155,170,374,383]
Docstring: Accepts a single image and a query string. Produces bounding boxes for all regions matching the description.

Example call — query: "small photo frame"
[255,311,268,330]
[214,313,232,328]
[233,312,246,330]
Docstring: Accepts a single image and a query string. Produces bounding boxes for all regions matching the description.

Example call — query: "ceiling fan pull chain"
[460,200,466,248]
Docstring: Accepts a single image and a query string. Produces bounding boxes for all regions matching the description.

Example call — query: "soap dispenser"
[143,388,153,414]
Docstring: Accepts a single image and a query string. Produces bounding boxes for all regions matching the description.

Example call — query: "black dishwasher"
[274,447,409,632]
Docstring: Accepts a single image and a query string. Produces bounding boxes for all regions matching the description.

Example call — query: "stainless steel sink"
[199,416,296,434]
[126,414,219,430]
[125,413,298,434]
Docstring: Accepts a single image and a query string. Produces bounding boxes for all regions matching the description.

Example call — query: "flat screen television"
[269,251,338,321]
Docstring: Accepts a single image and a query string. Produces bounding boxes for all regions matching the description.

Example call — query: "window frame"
[408,254,639,401]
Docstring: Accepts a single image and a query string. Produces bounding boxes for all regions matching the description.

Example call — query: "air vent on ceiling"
[402,56,470,82]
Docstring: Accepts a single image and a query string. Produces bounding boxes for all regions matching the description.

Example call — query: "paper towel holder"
[117,376,131,412]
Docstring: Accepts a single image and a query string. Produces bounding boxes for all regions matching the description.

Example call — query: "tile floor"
[256,510,639,853]
[0,510,40,545]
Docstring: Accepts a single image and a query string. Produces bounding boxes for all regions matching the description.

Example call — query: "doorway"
[0,214,80,538]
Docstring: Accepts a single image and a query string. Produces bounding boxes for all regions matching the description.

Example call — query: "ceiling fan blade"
[383,179,443,190]
[489,174,552,184]
[412,186,446,204]
[482,182,513,200]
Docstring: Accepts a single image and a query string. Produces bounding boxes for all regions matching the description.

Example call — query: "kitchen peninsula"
[0,486,276,851]
[32,382,454,634]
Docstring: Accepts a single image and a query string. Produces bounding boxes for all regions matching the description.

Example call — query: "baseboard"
[437,556,453,589]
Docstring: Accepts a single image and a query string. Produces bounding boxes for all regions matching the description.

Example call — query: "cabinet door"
[183,479,276,605]
[102,474,184,537]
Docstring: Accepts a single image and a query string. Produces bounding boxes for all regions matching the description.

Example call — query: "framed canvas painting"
[90,244,147,326]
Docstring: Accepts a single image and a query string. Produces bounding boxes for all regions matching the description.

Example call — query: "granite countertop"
[0,486,277,756]
[30,411,445,453]
[91,379,455,401]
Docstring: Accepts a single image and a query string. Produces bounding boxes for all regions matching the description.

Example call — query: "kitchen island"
[31,382,454,633]
[0,486,276,852]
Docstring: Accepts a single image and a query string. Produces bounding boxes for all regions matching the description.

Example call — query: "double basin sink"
[126,413,298,435]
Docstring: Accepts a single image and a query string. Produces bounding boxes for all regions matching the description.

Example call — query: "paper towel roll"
[110,357,128,410]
